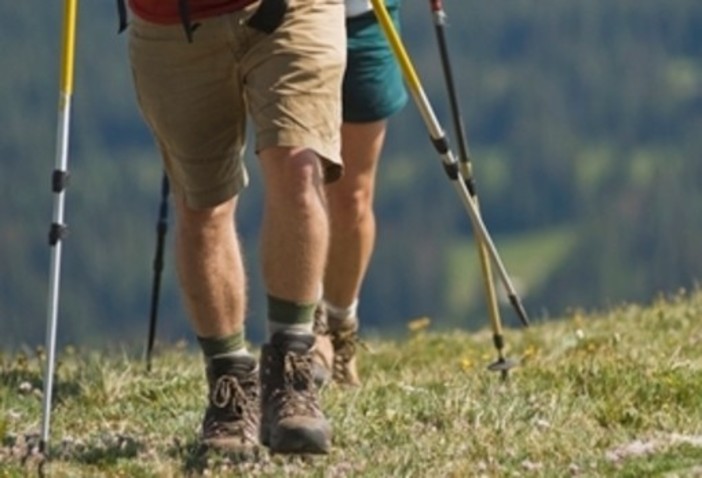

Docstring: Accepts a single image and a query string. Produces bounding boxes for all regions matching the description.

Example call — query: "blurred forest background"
[2,0,701,350]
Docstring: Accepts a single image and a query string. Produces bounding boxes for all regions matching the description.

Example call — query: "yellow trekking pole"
[425,0,514,376]
[41,0,78,456]
[370,0,529,373]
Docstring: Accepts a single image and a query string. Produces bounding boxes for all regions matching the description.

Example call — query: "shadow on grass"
[170,437,271,476]
[62,435,143,465]
[2,433,144,478]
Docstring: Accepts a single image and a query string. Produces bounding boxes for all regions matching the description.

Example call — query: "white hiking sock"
[210,348,252,361]
[267,320,314,337]
[323,299,359,330]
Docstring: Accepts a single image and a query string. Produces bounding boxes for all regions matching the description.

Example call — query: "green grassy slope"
[1,289,701,477]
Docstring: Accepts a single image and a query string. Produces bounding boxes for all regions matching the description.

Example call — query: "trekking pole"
[427,0,516,377]
[40,0,78,456]
[370,0,530,329]
[145,173,170,372]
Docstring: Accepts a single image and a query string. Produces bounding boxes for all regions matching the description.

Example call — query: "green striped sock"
[267,294,316,337]
[197,330,248,360]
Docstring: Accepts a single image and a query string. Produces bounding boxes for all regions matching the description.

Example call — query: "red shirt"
[129,0,256,24]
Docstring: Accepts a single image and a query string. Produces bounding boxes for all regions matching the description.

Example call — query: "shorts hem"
[174,173,248,210]
[343,95,408,123]
[257,130,343,183]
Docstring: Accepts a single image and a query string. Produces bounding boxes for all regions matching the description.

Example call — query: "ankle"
[323,299,358,321]
[197,330,250,362]
[326,314,359,334]
[267,294,316,338]
[323,300,359,333]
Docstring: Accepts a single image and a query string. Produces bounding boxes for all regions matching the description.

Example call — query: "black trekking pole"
[40,0,78,459]
[370,0,529,336]
[427,0,518,378]
[145,172,170,372]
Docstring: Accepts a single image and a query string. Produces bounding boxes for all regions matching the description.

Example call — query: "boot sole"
[267,426,331,455]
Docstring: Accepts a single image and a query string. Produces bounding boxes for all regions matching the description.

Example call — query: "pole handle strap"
[247,0,288,33]
[429,0,443,13]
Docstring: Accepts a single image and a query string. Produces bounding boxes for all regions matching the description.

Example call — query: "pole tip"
[508,294,530,327]
[487,356,518,375]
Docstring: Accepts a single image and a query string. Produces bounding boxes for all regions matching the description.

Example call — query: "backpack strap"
[247,0,288,34]
[117,0,128,33]
[114,0,198,41]
[115,0,286,41]
[178,0,200,42]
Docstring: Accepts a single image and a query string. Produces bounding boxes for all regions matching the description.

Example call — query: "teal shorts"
[343,4,408,123]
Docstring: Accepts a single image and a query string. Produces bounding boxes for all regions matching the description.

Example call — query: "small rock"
[18,382,33,395]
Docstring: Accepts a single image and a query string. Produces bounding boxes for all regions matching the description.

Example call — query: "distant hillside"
[2,1,702,348]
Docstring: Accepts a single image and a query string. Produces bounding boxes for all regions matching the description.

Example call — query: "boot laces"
[206,374,258,438]
[272,351,320,419]
[332,329,358,381]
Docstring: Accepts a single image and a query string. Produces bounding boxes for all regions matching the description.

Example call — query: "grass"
[2,289,702,477]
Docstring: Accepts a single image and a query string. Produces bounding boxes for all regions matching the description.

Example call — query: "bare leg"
[258,146,333,452]
[174,195,246,337]
[324,120,387,307]
[258,146,329,304]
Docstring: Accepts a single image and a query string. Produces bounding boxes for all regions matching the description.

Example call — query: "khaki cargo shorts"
[129,0,346,209]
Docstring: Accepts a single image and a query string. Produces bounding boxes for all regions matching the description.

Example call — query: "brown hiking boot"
[328,316,361,387]
[201,355,260,454]
[312,305,334,388]
[313,304,362,387]
[260,331,332,454]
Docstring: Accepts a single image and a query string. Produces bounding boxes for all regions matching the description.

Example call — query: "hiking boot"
[313,305,362,387]
[312,305,334,388]
[260,331,332,454]
[201,355,260,454]
[328,316,361,387]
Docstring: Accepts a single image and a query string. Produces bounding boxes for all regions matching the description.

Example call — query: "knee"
[176,196,236,235]
[262,147,326,206]
[286,152,323,191]
[329,186,373,228]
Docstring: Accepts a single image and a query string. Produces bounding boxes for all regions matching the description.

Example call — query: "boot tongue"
[209,354,257,378]
[272,330,315,354]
